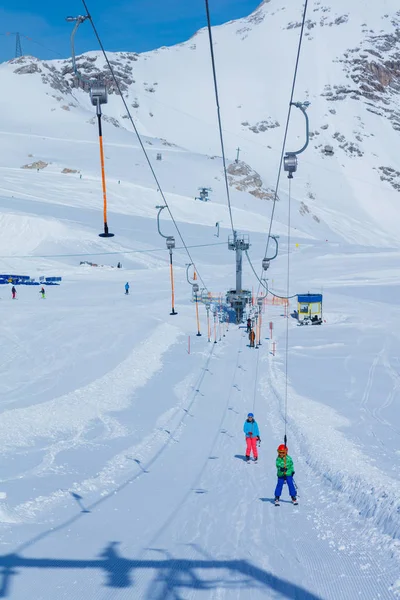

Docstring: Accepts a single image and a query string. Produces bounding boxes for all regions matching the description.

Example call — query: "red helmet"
[277,444,288,453]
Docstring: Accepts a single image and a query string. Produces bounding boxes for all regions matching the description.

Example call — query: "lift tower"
[226,231,251,324]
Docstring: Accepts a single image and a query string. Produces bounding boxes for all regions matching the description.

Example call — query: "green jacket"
[276,455,294,478]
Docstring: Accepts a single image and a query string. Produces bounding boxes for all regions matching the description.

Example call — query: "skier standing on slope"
[124,282,130,295]
[274,444,298,505]
[243,413,260,462]
[40,287,45,299]
[249,329,255,348]
[11,286,16,300]
[246,317,251,333]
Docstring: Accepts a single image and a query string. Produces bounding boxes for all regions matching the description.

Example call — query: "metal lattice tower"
[15,33,22,58]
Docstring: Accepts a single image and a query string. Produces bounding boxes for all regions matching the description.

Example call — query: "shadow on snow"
[0,541,322,599]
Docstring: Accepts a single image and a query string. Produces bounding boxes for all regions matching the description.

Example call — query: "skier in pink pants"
[243,413,261,462]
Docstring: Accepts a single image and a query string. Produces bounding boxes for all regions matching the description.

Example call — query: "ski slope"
[0,156,399,598]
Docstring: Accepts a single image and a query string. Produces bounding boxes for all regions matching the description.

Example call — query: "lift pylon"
[226,231,252,324]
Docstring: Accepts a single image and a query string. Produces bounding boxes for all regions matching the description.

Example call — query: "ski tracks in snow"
[1,322,181,521]
[267,332,399,599]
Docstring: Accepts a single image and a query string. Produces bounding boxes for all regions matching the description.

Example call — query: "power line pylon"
[6,32,23,58]
[15,32,22,57]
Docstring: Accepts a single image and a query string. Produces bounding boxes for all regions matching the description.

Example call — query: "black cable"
[81,0,209,292]
[245,250,297,299]
[204,0,235,235]
[257,0,309,296]
[1,33,64,58]
[0,241,227,260]
[284,178,293,439]
[245,250,267,291]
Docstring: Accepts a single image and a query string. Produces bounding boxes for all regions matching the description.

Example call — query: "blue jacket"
[243,419,260,438]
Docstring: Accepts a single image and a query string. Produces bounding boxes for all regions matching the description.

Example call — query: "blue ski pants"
[275,476,296,498]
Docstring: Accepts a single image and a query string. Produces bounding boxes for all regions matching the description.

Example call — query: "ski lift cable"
[204,0,235,235]
[0,241,228,260]
[257,0,309,298]
[283,177,293,440]
[245,250,297,299]
[80,0,209,291]
[252,343,260,413]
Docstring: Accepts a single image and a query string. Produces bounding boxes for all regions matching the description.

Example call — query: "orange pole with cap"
[169,251,177,315]
[97,113,113,238]
[195,294,201,336]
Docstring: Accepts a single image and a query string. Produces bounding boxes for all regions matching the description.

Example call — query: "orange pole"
[169,251,177,315]
[97,113,113,237]
[195,294,201,336]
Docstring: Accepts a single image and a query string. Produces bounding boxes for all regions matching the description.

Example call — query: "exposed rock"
[14,62,41,75]
[247,119,280,133]
[227,161,273,200]
[22,161,48,170]
[378,166,400,191]
[62,168,79,174]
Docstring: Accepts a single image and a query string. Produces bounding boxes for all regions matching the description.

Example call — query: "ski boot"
[254,457,258,463]
[291,496,298,506]
[245,455,250,463]
[274,497,280,506]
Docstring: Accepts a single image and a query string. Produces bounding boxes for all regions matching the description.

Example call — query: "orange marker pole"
[169,250,177,315]
[97,113,114,238]
[195,294,201,336]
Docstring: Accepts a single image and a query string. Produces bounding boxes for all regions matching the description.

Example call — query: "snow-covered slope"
[1,0,400,245]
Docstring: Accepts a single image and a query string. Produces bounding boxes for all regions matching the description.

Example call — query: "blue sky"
[0,0,261,62]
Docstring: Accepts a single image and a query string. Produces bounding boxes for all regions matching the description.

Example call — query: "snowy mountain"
[0,2,399,599]
[2,0,400,245]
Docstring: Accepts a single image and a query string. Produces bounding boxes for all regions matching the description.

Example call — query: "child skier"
[243,413,261,462]
[124,282,130,295]
[274,444,298,506]
[11,286,16,300]
[246,317,251,333]
[249,329,255,347]
[40,287,45,299]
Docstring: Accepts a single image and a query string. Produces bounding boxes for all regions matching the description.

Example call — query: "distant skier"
[11,285,16,300]
[246,317,251,333]
[249,329,255,348]
[274,444,298,506]
[40,286,45,299]
[124,282,130,295]
[243,413,260,462]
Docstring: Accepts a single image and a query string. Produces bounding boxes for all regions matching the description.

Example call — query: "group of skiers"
[243,412,298,506]
[10,286,46,299]
[11,283,130,298]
